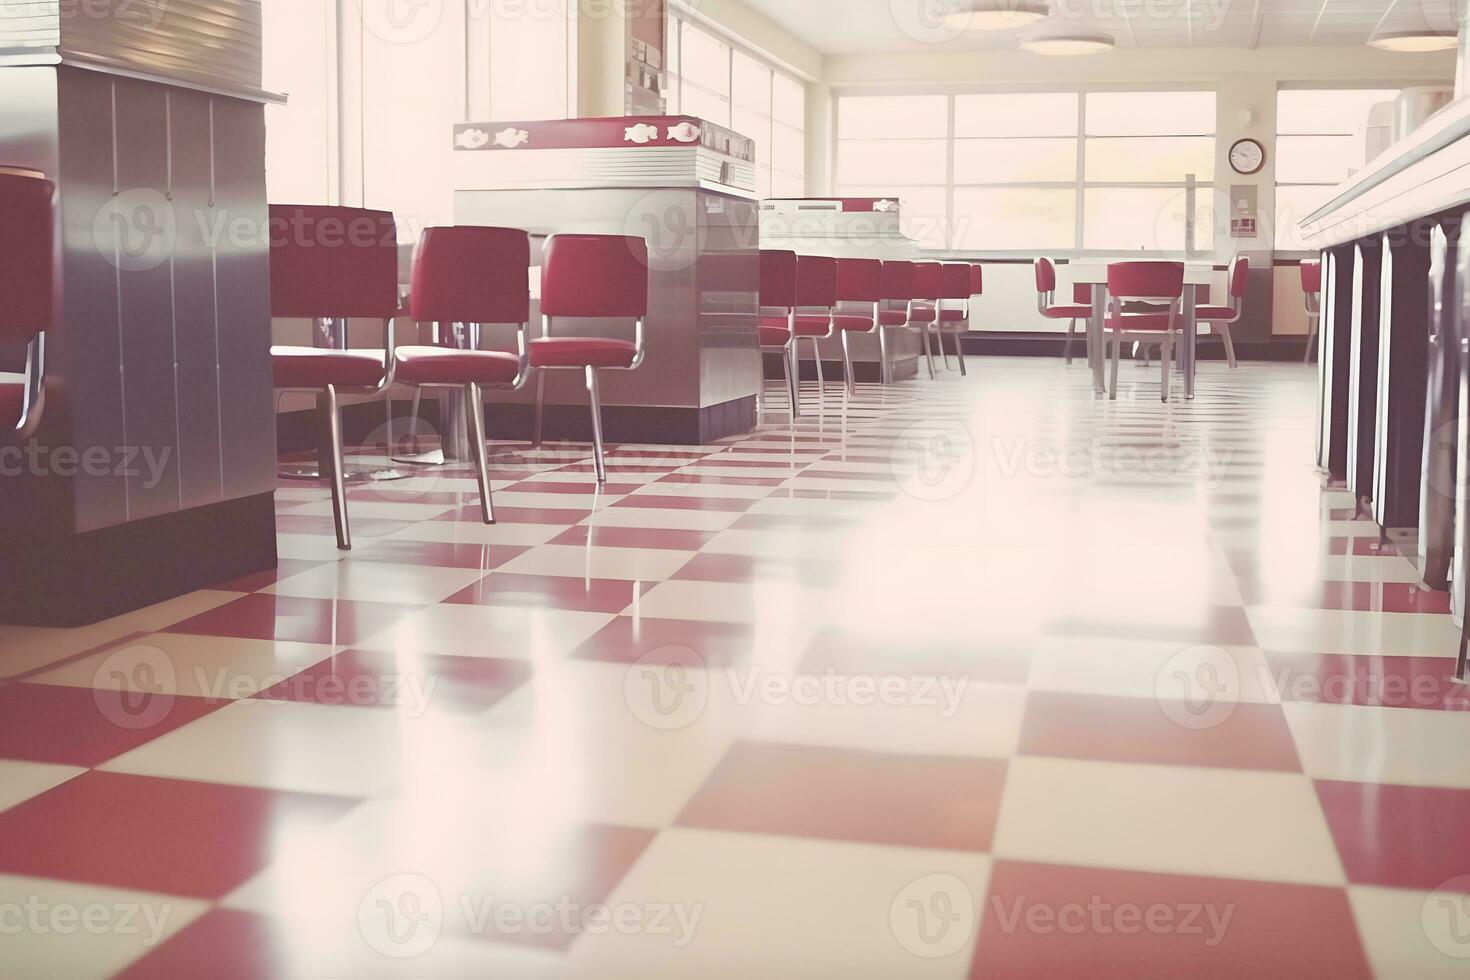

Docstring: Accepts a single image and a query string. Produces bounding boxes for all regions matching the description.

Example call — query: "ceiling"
[734,0,1462,53]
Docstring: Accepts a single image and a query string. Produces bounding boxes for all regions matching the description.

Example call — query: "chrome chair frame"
[13,334,46,439]
[532,316,647,485]
[1106,295,1181,403]
[758,306,802,419]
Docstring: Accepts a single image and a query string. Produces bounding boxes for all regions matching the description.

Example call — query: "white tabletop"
[1065,262,1215,285]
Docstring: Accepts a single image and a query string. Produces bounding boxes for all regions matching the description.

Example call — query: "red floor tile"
[796,628,1032,686]
[1017,691,1302,772]
[612,494,756,512]
[570,616,758,666]
[676,741,1007,852]
[434,505,590,525]
[656,473,786,488]
[213,560,325,594]
[970,861,1372,980]
[1265,652,1470,711]
[351,540,529,570]
[446,573,649,614]
[274,514,411,538]
[1315,779,1470,889]
[0,683,222,767]
[114,908,286,980]
[504,480,643,495]
[256,649,531,713]
[163,593,424,646]
[550,524,717,551]
[0,770,358,898]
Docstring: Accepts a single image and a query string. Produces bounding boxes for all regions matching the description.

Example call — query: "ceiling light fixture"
[1020,32,1115,55]
[1367,30,1458,52]
[942,0,1051,30]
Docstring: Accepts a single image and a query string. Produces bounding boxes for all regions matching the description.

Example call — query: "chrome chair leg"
[1063,319,1076,365]
[324,384,351,551]
[585,365,607,484]
[841,330,857,397]
[1161,333,1173,403]
[922,324,937,380]
[941,328,954,371]
[784,343,800,418]
[811,338,825,391]
[878,327,891,385]
[1218,324,1238,368]
[1304,320,1318,363]
[953,328,967,377]
[464,382,495,525]
[532,371,547,448]
[1108,335,1120,401]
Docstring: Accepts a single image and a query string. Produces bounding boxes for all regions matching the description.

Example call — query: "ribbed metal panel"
[0,0,262,97]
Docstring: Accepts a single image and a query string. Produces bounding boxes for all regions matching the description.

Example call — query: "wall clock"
[1229,137,1266,176]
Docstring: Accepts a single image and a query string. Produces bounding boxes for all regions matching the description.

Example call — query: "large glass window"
[1274,88,1398,250]
[668,16,807,198]
[835,89,1217,252]
[261,0,334,205]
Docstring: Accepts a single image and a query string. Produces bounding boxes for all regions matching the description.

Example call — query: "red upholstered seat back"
[795,255,838,308]
[1073,283,1093,304]
[912,262,944,301]
[836,258,883,303]
[969,263,984,296]
[1300,259,1322,294]
[0,171,57,342]
[411,226,530,324]
[1107,261,1185,301]
[1035,256,1057,293]
[760,249,798,308]
[880,261,915,302]
[1229,255,1250,298]
[269,205,400,319]
[541,234,649,318]
[941,264,971,300]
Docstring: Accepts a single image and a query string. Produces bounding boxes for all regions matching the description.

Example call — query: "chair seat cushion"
[877,310,910,326]
[1044,304,1092,319]
[529,337,639,369]
[792,314,835,337]
[908,307,937,324]
[393,347,520,386]
[0,377,24,430]
[1106,312,1174,332]
[833,314,874,332]
[271,347,386,389]
[939,309,967,323]
[758,318,792,347]
[1195,305,1236,321]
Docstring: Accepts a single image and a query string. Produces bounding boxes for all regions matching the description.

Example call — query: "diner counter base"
[0,493,277,627]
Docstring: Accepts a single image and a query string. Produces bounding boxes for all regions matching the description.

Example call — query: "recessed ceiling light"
[1020,33,1115,55]
[1367,30,1458,52]
[942,0,1050,30]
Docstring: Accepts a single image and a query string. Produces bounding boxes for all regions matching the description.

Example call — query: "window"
[261,0,334,205]
[1274,89,1398,251]
[668,16,807,198]
[835,89,1217,252]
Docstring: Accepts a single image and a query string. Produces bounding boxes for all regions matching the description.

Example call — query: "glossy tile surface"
[2,360,1467,977]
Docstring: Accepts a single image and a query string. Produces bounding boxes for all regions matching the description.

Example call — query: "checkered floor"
[1,357,1467,978]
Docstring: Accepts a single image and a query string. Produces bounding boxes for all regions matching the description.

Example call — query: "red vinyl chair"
[1035,257,1093,365]
[269,204,401,551]
[1195,256,1248,369]
[793,255,840,396]
[876,260,916,385]
[1105,261,1185,403]
[757,248,801,418]
[1301,259,1323,363]
[833,257,885,397]
[398,226,532,524]
[0,170,56,439]
[909,261,943,380]
[531,234,648,484]
[939,263,972,376]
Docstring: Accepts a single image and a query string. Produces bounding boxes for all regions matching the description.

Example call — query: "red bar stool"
[1195,256,1248,369]
[269,204,400,551]
[939,263,972,376]
[0,170,56,439]
[1301,259,1323,363]
[757,248,801,418]
[876,260,916,385]
[398,225,533,524]
[793,254,839,396]
[1034,257,1093,365]
[909,261,943,380]
[1105,260,1185,402]
[834,257,885,397]
[531,234,648,484]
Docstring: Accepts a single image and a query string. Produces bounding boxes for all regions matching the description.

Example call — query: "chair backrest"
[1072,283,1092,304]
[269,205,400,319]
[836,258,882,303]
[795,255,838,308]
[969,263,984,297]
[760,249,798,309]
[1300,259,1322,295]
[1228,255,1250,299]
[1035,256,1057,294]
[941,264,971,300]
[912,262,944,301]
[0,171,57,343]
[880,261,914,302]
[1107,260,1184,302]
[541,234,649,318]
[411,226,529,325]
